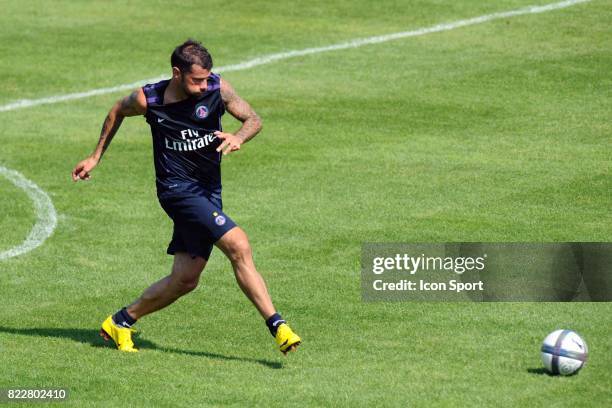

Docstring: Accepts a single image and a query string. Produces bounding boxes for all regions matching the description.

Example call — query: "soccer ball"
[541,329,588,376]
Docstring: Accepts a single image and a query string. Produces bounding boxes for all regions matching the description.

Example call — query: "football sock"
[112,307,137,328]
[265,313,286,337]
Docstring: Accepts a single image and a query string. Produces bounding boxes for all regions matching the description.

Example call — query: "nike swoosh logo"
[157,118,165,123]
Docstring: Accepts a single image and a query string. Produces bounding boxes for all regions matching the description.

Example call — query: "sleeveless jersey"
[142,74,225,199]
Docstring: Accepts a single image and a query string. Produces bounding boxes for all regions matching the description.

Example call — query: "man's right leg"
[100,252,206,351]
[127,252,206,319]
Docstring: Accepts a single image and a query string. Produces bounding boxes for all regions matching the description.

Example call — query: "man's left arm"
[215,79,263,155]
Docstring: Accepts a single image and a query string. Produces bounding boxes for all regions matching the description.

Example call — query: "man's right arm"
[71,88,147,182]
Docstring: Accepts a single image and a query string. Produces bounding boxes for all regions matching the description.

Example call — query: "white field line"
[0,166,58,261]
[0,0,591,113]
[0,0,591,260]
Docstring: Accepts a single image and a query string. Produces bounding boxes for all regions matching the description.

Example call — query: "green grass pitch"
[0,0,610,406]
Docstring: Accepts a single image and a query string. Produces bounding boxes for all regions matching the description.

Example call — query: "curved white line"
[0,0,591,113]
[0,165,57,260]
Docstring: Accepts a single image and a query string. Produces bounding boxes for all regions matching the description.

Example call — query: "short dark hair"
[171,39,213,72]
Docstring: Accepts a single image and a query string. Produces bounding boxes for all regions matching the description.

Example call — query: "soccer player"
[71,39,301,354]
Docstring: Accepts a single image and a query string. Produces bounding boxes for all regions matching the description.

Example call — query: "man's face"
[178,64,210,97]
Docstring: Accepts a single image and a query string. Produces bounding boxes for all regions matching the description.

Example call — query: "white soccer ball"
[541,329,588,376]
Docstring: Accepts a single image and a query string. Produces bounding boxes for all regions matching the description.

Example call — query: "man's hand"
[71,156,99,181]
[215,131,242,155]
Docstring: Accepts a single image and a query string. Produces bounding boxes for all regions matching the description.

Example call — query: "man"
[71,39,301,354]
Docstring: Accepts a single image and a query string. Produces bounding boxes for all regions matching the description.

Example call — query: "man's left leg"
[215,226,301,354]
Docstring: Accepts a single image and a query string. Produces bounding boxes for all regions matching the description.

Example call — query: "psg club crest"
[215,215,226,226]
[195,104,209,119]
[213,211,226,226]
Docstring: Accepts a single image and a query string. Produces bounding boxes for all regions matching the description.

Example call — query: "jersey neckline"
[154,79,215,108]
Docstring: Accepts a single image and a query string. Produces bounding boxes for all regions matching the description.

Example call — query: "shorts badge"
[214,215,226,226]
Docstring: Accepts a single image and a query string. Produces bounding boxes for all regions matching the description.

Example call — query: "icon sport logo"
[195,104,209,119]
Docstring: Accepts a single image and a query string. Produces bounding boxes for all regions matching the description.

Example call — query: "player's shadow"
[0,326,283,369]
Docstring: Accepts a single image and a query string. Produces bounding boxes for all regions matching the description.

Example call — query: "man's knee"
[171,252,206,294]
[221,229,252,264]
[174,276,199,294]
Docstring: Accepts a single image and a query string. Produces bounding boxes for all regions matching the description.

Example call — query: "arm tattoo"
[96,111,124,158]
[119,90,142,116]
[92,89,142,160]
[221,81,262,143]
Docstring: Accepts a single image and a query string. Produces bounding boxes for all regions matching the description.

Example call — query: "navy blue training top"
[142,74,225,200]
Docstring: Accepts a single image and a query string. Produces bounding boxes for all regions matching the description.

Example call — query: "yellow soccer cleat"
[275,323,301,355]
[100,315,139,352]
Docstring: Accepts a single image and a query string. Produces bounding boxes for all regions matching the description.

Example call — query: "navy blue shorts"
[159,194,237,260]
